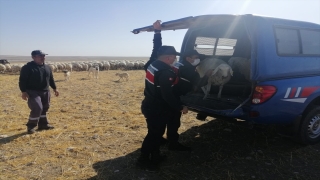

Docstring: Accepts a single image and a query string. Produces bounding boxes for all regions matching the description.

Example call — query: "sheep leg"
[201,86,207,94]
[203,83,211,99]
[217,85,223,98]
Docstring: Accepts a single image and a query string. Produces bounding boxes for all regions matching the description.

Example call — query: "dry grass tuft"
[0,70,319,180]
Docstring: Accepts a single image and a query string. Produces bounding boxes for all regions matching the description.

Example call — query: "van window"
[215,38,237,56]
[194,36,237,56]
[275,28,300,55]
[300,30,320,55]
[195,37,216,55]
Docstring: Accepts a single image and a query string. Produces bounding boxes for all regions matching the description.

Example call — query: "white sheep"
[4,64,11,72]
[48,64,56,72]
[103,61,110,71]
[11,65,22,73]
[0,64,6,73]
[196,57,233,99]
[228,57,251,81]
[65,63,73,72]
[126,62,134,70]
[88,66,99,79]
[56,64,63,72]
[138,62,145,69]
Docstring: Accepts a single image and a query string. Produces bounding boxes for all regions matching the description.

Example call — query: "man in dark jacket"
[138,45,188,171]
[173,49,212,96]
[143,20,212,151]
[19,50,59,134]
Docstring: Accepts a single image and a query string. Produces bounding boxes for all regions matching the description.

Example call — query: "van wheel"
[299,106,320,144]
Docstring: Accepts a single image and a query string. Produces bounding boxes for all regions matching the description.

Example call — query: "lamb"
[196,57,233,99]
[228,57,251,81]
[88,65,99,79]
[115,72,129,81]
[62,70,70,81]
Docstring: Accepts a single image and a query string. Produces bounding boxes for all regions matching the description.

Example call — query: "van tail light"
[252,85,277,104]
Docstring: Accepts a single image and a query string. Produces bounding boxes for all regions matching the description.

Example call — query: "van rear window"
[194,36,237,56]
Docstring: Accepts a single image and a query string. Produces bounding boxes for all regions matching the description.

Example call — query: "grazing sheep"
[115,72,129,81]
[0,64,6,73]
[62,70,70,81]
[48,64,56,72]
[88,66,99,79]
[65,63,73,72]
[11,65,22,73]
[196,57,233,99]
[126,62,134,70]
[4,64,11,72]
[228,57,251,81]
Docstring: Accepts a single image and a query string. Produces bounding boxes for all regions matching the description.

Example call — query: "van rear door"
[131,16,194,34]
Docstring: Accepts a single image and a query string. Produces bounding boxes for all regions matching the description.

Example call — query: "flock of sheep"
[0,63,23,73]
[0,60,147,74]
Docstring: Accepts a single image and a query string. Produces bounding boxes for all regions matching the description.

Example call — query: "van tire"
[299,106,320,144]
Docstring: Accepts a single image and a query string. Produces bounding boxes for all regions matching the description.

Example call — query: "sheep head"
[212,64,233,77]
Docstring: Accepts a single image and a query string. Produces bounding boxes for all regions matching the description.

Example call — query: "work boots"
[136,152,157,172]
[38,118,54,131]
[38,124,54,131]
[137,151,167,172]
[168,142,192,151]
[26,121,38,134]
[27,125,37,134]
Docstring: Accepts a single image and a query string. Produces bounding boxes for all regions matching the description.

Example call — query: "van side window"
[300,30,320,55]
[275,28,300,55]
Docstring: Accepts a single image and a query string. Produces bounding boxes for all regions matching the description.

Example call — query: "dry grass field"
[1,70,320,180]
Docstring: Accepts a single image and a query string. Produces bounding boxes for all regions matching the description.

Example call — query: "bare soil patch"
[0,70,319,180]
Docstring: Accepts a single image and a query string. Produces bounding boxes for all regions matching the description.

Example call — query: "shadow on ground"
[88,119,320,180]
[0,132,28,145]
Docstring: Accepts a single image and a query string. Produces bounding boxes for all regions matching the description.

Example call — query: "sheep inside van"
[132,14,320,144]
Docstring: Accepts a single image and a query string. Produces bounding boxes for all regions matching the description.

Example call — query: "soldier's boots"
[168,142,192,151]
[27,124,54,134]
[27,125,37,134]
[136,151,167,172]
[38,124,54,131]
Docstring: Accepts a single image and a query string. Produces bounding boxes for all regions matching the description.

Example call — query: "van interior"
[181,19,253,110]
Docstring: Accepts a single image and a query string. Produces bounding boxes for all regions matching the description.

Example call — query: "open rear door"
[131,16,194,34]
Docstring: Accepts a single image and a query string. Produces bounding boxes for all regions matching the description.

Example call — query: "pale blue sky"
[0,0,319,56]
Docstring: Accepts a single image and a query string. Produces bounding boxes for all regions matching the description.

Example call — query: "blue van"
[132,14,320,144]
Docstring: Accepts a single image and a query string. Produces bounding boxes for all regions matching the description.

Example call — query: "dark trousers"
[141,101,182,154]
[26,90,51,127]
